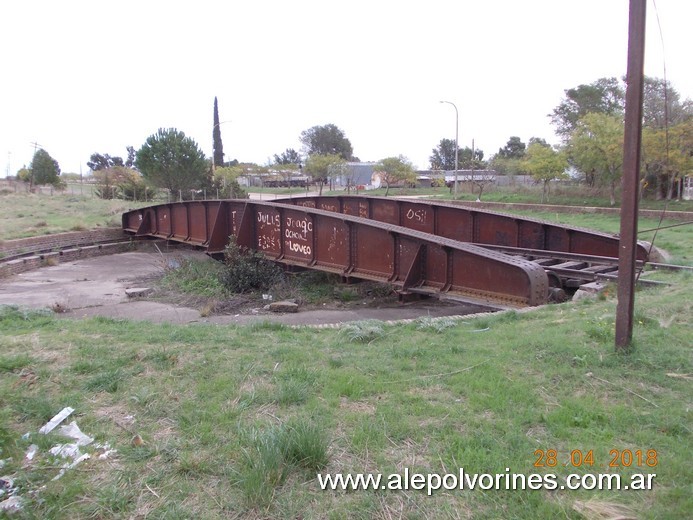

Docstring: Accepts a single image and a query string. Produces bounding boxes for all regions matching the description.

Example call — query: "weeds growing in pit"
[159,256,227,298]
[221,236,283,293]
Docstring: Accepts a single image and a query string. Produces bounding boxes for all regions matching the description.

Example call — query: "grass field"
[0,188,690,518]
[321,185,693,212]
[0,273,690,519]
[494,210,692,267]
[0,193,150,241]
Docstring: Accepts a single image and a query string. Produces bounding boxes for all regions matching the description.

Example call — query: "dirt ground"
[0,249,492,326]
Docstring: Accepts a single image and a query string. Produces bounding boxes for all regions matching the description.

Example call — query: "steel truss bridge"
[122,196,650,308]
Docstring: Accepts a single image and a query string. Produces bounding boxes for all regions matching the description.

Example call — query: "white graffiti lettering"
[257,212,280,227]
[287,241,312,256]
[285,228,308,240]
[286,217,313,233]
[258,235,278,250]
[405,208,427,224]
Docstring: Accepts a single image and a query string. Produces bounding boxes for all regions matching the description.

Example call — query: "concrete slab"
[0,250,202,314]
[0,250,489,326]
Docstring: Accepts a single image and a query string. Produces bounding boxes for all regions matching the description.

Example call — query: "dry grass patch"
[339,397,376,415]
[572,499,637,520]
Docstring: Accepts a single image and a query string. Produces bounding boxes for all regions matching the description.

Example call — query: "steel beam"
[123,200,549,306]
[279,196,650,261]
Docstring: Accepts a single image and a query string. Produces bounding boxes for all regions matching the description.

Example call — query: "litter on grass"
[3,407,120,512]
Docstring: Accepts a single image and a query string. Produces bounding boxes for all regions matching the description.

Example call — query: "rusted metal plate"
[280,196,650,261]
[254,206,282,257]
[282,209,315,263]
[313,218,351,272]
[123,200,549,306]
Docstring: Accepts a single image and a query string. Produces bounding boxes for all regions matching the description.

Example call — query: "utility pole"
[471,138,475,190]
[615,0,647,350]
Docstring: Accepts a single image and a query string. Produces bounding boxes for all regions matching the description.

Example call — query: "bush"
[216,179,248,199]
[118,177,155,201]
[160,257,226,297]
[220,237,283,293]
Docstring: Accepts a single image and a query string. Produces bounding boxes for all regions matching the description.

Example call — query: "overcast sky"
[1,0,691,176]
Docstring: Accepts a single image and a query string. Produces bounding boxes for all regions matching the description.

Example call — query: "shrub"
[118,177,155,201]
[220,237,283,293]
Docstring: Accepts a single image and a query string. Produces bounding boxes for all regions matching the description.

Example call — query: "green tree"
[374,155,417,196]
[550,77,624,140]
[458,146,485,170]
[93,166,130,199]
[87,152,124,171]
[528,137,550,148]
[642,119,693,200]
[430,139,484,171]
[125,146,136,169]
[273,148,302,165]
[569,113,624,206]
[489,156,522,176]
[213,165,248,199]
[92,166,149,200]
[496,136,526,159]
[136,128,209,197]
[304,154,345,195]
[429,138,457,170]
[118,171,155,201]
[16,167,31,183]
[30,149,61,188]
[522,143,568,203]
[300,124,354,160]
[213,97,224,168]
[642,77,691,130]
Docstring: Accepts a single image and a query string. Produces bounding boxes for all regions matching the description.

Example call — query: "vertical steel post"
[615,0,647,349]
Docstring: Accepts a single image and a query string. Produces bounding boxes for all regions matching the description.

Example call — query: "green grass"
[325,184,693,212]
[247,187,310,195]
[0,192,151,240]
[446,184,693,211]
[158,256,228,298]
[497,209,693,265]
[0,270,690,518]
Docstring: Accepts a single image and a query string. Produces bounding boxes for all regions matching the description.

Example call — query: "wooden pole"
[615,0,647,350]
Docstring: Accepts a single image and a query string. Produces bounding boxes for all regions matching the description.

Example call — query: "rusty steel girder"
[278,196,650,261]
[122,200,549,306]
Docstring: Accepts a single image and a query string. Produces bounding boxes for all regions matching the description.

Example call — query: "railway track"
[0,238,133,265]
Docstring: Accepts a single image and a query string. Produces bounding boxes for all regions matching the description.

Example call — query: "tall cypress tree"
[213,97,224,168]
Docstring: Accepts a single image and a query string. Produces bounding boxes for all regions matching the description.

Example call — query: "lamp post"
[439,101,458,197]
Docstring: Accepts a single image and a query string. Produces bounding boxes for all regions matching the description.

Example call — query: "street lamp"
[439,101,458,197]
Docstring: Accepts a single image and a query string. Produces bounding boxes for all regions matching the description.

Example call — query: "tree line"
[16,77,690,203]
